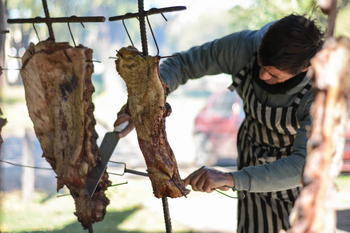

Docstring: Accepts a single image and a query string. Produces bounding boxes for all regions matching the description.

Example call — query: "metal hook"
[136,51,147,60]
[115,49,124,59]
[160,13,167,21]
[63,50,72,62]
[67,16,85,47]
[85,60,101,63]
[122,13,135,47]
[146,9,170,56]
[146,10,159,56]
[56,194,70,198]
[32,21,40,41]
[67,21,76,47]
[7,55,22,59]
[113,50,145,61]
[109,181,128,187]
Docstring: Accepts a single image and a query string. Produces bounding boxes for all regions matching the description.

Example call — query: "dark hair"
[258,14,324,75]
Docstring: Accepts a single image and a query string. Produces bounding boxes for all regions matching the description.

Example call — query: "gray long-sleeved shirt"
[159,22,313,192]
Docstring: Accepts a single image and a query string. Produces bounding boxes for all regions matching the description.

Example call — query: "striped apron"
[228,55,311,233]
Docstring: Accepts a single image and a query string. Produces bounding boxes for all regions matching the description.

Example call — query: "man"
[115,14,324,232]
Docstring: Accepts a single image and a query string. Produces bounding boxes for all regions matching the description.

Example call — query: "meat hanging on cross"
[115,46,190,198]
[286,37,350,233]
[20,39,110,229]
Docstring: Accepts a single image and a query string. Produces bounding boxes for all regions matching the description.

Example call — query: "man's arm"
[159,29,266,93]
[183,113,311,194]
[232,93,314,192]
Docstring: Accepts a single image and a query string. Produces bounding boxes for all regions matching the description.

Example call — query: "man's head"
[258,14,324,78]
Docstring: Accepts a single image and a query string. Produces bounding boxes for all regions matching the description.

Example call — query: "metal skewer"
[108,161,188,198]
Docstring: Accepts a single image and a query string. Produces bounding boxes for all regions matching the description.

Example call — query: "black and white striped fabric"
[228,54,311,233]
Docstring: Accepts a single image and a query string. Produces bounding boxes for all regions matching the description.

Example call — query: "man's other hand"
[184,166,234,193]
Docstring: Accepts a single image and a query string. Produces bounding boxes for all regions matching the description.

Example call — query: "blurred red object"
[193,90,244,166]
[193,90,350,172]
[342,121,350,173]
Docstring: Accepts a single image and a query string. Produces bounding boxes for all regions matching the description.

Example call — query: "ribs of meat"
[287,37,350,233]
[115,46,190,198]
[20,39,110,229]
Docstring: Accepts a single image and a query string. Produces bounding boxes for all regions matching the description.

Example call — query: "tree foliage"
[227,0,350,37]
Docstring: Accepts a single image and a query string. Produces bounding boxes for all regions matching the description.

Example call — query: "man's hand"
[113,113,134,138]
[184,166,235,193]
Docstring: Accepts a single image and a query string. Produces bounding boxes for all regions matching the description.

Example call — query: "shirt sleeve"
[231,90,314,192]
[159,29,266,93]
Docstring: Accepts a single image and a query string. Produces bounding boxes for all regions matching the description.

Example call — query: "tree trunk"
[21,128,35,203]
[0,0,7,102]
[0,0,7,152]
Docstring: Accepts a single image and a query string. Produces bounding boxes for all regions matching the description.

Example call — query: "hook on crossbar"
[67,16,85,47]
[67,22,75,46]
[146,9,160,56]
[115,49,124,59]
[122,13,135,47]
[32,21,41,42]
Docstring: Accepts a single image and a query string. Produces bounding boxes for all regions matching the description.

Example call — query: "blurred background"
[1,0,350,232]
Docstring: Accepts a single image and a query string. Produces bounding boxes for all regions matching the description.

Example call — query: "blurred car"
[193,90,244,166]
[193,90,350,172]
[342,122,350,173]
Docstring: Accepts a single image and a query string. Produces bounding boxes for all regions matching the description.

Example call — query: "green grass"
[337,173,350,192]
[0,96,25,105]
[1,173,349,232]
[0,178,195,233]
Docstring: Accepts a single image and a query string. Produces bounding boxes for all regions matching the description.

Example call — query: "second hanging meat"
[115,46,190,198]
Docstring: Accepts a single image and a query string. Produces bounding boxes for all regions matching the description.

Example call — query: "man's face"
[257,61,294,85]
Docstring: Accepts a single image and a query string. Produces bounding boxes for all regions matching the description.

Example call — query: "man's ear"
[302,66,311,72]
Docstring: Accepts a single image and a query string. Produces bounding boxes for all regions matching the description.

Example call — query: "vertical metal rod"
[137,1,172,231]
[88,223,93,233]
[138,0,148,56]
[42,0,54,40]
[162,197,172,233]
